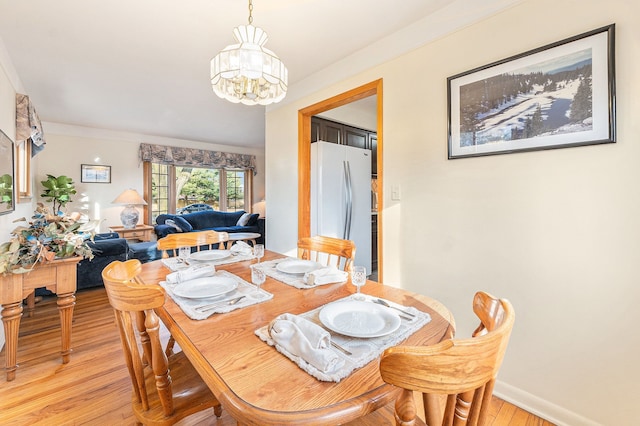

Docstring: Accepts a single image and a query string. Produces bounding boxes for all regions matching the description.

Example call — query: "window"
[225,170,245,212]
[145,163,251,222]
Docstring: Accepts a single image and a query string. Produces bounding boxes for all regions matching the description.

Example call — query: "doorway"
[297,79,383,280]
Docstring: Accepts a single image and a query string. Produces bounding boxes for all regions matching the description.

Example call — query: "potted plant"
[0,175,99,274]
[40,174,77,213]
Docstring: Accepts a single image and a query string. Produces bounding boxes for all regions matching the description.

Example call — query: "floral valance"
[139,143,256,175]
[16,93,46,156]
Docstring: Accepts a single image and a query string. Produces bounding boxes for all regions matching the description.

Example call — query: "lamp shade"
[112,189,147,206]
[252,199,266,218]
[112,189,147,229]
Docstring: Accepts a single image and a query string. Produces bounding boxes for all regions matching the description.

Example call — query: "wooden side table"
[109,224,154,242]
[1,256,81,381]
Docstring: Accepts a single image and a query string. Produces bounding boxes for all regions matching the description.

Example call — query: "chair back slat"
[298,235,356,272]
[102,260,174,417]
[379,292,515,426]
[157,230,229,258]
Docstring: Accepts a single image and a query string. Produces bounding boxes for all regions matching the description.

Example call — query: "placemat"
[160,270,272,320]
[161,251,255,272]
[255,294,431,382]
[253,257,346,289]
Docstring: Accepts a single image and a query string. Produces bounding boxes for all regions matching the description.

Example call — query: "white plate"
[172,276,238,299]
[189,250,231,262]
[319,300,401,338]
[276,259,321,275]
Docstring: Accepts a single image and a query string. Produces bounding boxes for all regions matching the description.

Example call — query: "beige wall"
[36,125,265,232]
[0,50,36,351]
[266,0,639,424]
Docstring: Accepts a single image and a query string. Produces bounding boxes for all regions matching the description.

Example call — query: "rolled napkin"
[230,241,253,256]
[303,266,348,286]
[165,264,215,284]
[269,313,344,373]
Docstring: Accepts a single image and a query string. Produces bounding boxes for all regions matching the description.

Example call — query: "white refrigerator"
[311,141,372,273]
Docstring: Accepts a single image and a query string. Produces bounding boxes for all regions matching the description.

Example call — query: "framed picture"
[448,24,615,159]
[0,129,15,215]
[81,164,111,183]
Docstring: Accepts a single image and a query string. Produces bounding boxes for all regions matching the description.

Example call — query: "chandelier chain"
[248,0,253,25]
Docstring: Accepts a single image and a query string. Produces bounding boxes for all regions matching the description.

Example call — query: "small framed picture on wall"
[81,164,111,183]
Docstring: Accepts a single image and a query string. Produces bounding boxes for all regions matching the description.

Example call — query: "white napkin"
[303,266,348,286]
[165,264,215,284]
[230,241,253,256]
[269,313,344,373]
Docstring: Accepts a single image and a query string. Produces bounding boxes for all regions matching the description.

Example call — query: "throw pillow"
[165,219,183,232]
[236,212,251,226]
[173,216,193,232]
[247,213,260,226]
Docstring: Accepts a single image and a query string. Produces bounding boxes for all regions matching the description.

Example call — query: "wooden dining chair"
[156,230,229,259]
[297,235,356,272]
[376,291,515,426]
[102,259,222,425]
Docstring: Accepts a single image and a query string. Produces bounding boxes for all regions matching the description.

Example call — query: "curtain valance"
[139,143,256,175]
[16,93,46,156]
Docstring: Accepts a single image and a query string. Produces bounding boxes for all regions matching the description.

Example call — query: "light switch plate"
[391,184,401,200]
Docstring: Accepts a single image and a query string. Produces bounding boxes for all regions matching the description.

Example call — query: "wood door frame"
[297,79,383,279]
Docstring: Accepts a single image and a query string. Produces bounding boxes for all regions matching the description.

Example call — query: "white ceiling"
[0,0,521,148]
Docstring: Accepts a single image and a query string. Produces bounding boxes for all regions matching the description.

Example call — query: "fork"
[195,295,246,312]
[316,323,352,356]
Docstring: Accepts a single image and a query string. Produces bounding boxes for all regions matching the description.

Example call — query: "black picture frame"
[447,24,615,159]
[81,164,111,183]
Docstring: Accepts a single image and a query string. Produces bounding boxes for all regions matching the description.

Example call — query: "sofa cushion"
[154,224,176,239]
[210,225,259,233]
[182,210,245,229]
[93,232,120,241]
[236,212,251,226]
[246,213,259,226]
[172,215,193,232]
[156,214,193,232]
[129,241,162,263]
[165,219,182,232]
[77,237,129,290]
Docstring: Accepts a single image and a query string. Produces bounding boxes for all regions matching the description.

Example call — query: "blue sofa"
[36,232,129,296]
[154,210,260,239]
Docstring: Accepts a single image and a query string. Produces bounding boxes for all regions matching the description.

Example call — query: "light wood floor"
[0,288,554,425]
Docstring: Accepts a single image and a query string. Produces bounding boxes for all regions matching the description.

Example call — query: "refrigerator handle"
[343,160,353,240]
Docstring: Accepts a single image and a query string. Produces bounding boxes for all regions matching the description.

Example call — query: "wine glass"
[178,246,190,264]
[351,266,366,300]
[253,244,264,264]
[251,265,266,291]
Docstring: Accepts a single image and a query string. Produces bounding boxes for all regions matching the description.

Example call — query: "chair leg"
[165,336,176,356]
[394,388,418,425]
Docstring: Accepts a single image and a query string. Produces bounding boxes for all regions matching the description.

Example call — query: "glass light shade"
[211,25,288,106]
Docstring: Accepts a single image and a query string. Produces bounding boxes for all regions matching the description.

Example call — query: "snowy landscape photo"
[448,25,615,159]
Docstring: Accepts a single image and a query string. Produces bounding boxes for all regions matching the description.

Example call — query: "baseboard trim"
[494,381,602,426]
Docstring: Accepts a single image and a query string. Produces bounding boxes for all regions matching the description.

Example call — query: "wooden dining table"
[138,250,455,425]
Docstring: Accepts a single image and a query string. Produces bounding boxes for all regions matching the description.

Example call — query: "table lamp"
[252,199,266,218]
[112,189,147,229]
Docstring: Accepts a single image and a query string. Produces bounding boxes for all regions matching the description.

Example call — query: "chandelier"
[210,0,288,106]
